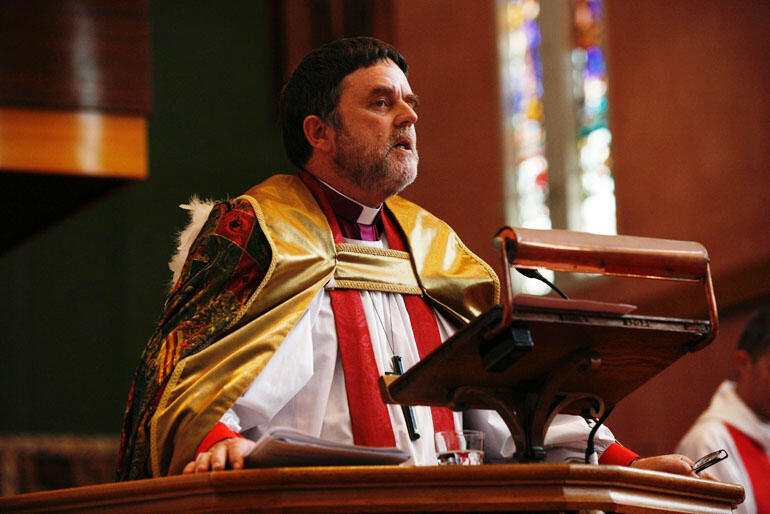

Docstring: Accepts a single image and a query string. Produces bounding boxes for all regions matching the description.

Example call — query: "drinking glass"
[434,430,485,465]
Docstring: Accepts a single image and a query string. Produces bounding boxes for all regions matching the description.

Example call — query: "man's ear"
[303,115,334,153]
[735,349,753,376]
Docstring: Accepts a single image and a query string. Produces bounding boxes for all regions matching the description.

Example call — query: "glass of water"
[434,430,485,465]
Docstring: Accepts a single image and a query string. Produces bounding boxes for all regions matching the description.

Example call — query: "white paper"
[244,426,410,468]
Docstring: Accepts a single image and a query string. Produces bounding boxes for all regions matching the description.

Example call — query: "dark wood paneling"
[0,0,150,253]
[277,0,396,88]
[0,0,150,113]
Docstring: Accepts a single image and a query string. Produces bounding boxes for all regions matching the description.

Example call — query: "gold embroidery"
[333,280,422,295]
[150,358,186,477]
[335,243,410,259]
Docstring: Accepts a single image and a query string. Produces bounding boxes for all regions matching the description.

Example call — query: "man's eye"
[374,99,388,108]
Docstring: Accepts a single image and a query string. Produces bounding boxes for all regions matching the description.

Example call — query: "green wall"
[0,1,291,434]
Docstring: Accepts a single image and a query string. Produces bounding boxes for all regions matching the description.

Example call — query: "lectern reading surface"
[380,226,718,462]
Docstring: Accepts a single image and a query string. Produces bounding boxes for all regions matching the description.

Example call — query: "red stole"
[301,172,455,446]
[726,423,770,512]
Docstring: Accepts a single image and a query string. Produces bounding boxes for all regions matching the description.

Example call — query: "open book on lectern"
[244,426,408,468]
[379,226,718,462]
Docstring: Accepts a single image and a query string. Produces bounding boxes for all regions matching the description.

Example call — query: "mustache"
[389,128,417,152]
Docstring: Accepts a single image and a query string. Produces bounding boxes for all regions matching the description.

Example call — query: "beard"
[332,125,418,201]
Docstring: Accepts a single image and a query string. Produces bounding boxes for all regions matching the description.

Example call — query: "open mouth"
[393,139,413,151]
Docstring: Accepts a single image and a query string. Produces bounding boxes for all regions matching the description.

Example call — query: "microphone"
[514,267,569,299]
[585,405,615,464]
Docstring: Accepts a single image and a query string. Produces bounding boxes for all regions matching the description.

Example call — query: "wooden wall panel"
[0,0,150,252]
[592,0,770,457]
[0,0,150,113]
[603,0,770,301]
[0,109,146,178]
[391,0,505,271]
[276,0,395,105]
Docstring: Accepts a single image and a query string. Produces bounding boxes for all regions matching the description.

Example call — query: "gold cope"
[150,174,500,476]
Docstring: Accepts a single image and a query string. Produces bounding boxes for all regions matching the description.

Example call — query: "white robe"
[677,381,770,514]
[219,236,616,465]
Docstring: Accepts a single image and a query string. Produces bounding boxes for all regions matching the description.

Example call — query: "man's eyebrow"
[405,93,420,108]
[369,86,420,107]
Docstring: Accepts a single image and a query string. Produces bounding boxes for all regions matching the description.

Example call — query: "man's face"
[329,59,419,203]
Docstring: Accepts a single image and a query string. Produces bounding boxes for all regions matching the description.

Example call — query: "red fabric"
[300,171,345,245]
[727,423,770,513]
[598,442,640,466]
[195,422,243,457]
[401,294,457,433]
[330,289,398,446]
[381,211,456,434]
[213,204,257,248]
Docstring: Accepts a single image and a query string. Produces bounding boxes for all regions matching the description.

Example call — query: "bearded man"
[117,37,701,480]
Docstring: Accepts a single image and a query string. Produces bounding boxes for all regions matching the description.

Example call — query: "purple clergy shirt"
[313,178,384,242]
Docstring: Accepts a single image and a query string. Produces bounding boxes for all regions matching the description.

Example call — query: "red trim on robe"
[726,423,770,513]
[331,289,398,446]
[195,422,244,457]
[598,442,640,466]
[381,211,456,434]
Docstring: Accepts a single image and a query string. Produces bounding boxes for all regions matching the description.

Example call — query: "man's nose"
[394,100,418,127]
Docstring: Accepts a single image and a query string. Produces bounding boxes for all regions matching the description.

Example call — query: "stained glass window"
[497,0,551,232]
[497,0,616,294]
[571,0,616,235]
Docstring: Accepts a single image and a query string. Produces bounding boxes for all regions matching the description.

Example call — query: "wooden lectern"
[0,464,744,513]
[1,227,743,513]
[380,226,719,463]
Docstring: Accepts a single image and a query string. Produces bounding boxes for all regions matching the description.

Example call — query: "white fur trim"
[168,196,217,291]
